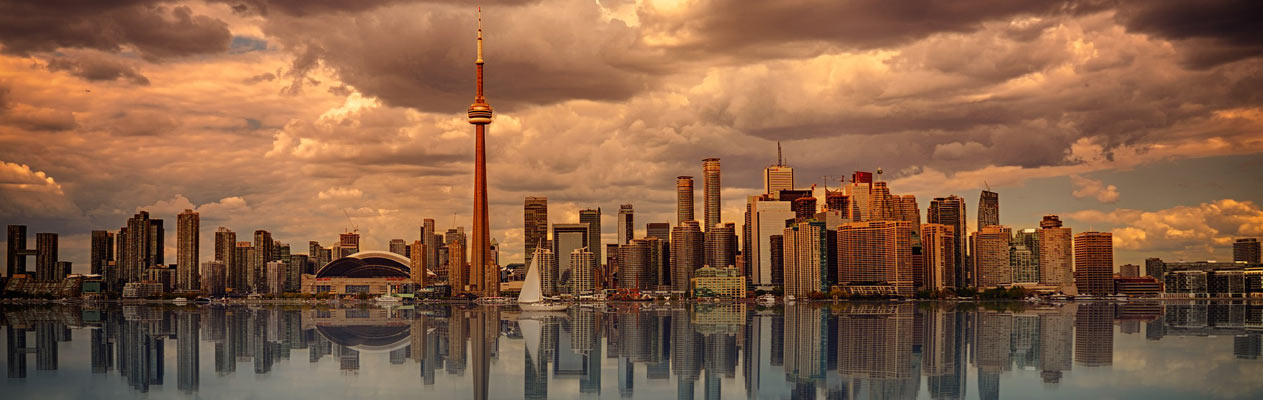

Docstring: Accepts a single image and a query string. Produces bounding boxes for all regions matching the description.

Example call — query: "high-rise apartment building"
[921,224,956,291]
[448,241,467,292]
[535,247,558,296]
[978,190,999,228]
[646,222,670,241]
[1038,215,1073,290]
[232,242,251,292]
[972,225,1012,288]
[35,233,58,281]
[410,240,427,287]
[1145,258,1165,279]
[389,239,408,256]
[670,220,704,292]
[843,171,874,222]
[782,221,827,298]
[553,223,590,294]
[421,218,438,274]
[1074,231,1113,296]
[927,196,968,288]
[6,225,29,276]
[200,260,226,296]
[123,212,160,284]
[579,208,602,269]
[677,176,695,224]
[748,195,795,287]
[523,197,548,267]
[215,228,236,286]
[837,220,916,296]
[338,232,360,258]
[764,142,794,197]
[177,209,200,291]
[1012,228,1040,283]
[90,230,113,276]
[702,158,721,233]
[791,196,817,222]
[891,195,920,227]
[705,222,737,269]
[868,181,894,221]
[251,230,273,293]
[570,248,596,294]
[1235,238,1261,264]
[619,239,652,290]
[617,204,634,246]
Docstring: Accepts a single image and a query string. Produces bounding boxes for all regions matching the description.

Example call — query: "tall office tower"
[421,218,439,273]
[177,209,200,291]
[523,197,548,267]
[148,218,165,267]
[978,190,999,228]
[200,261,226,296]
[338,232,360,257]
[214,228,236,283]
[579,208,602,269]
[764,143,795,198]
[927,196,968,288]
[748,195,795,287]
[972,225,1013,288]
[35,233,58,281]
[177,312,199,393]
[1038,215,1073,290]
[837,221,916,296]
[536,247,558,296]
[617,204,634,246]
[670,220,704,292]
[570,248,596,294]
[921,224,957,291]
[1145,258,1165,279]
[123,212,155,283]
[677,176,695,224]
[619,239,652,290]
[869,181,894,221]
[448,241,467,292]
[232,242,251,292]
[646,223,670,241]
[891,195,920,227]
[444,227,468,283]
[251,230,274,293]
[705,222,737,269]
[265,260,285,295]
[781,221,827,297]
[388,239,407,256]
[553,223,590,294]
[6,225,28,276]
[1236,238,1261,264]
[90,230,113,275]
[410,240,427,287]
[1011,229,1040,283]
[702,158,721,233]
[1074,231,1113,296]
[791,196,817,222]
[843,171,874,221]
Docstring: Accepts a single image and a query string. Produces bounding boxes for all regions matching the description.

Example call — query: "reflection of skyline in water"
[2,302,1263,398]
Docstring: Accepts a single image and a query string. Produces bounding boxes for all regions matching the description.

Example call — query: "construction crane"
[342,209,359,234]
[821,176,837,192]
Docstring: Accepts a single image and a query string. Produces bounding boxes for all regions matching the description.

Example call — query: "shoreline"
[1,297,1260,307]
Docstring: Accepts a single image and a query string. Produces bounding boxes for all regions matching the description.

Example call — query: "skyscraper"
[670,220,704,292]
[579,208,602,270]
[782,221,827,297]
[972,225,1012,288]
[410,240,427,287]
[921,224,956,291]
[535,247,558,296]
[232,242,251,293]
[843,171,873,222]
[200,261,226,296]
[449,241,467,292]
[764,142,794,197]
[837,220,916,296]
[6,225,29,276]
[1038,215,1074,290]
[177,209,200,291]
[35,233,58,281]
[1074,231,1113,296]
[123,212,156,284]
[553,223,590,294]
[748,195,795,287]
[251,230,273,293]
[646,223,670,241]
[389,239,407,256]
[619,239,653,290]
[422,218,438,273]
[702,158,721,233]
[570,248,596,294]
[90,230,113,276]
[524,197,548,267]
[1235,238,1261,264]
[1145,258,1165,279]
[1012,229,1040,283]
[705,222,737,269]
[215,228,236,286]
[677,176,694,224]
[467,9,495,303]
[978,190,999,228]
[338,232,359,258]
[617,204,634,246]
[927,196,968,288]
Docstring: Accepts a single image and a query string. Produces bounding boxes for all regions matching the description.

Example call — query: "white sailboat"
[518,253,568,312]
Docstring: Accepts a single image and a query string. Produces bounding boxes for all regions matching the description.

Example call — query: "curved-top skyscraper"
[467,9,496,297]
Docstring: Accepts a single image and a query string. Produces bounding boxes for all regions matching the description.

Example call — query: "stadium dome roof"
[315,250,411,279]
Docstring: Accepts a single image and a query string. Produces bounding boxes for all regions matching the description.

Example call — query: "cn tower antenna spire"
[777,141,783,166]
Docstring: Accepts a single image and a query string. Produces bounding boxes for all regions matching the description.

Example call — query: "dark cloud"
[222,0,540,17]
[0,1,231,60]
[45,53,151,85]
[1114,0,1263,68]
[244,72,276,83]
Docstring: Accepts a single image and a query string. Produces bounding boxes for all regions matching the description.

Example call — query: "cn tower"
[467,8,497,297]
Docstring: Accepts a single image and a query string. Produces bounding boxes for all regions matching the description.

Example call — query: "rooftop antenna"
[777,141,784,166]
[821,175,836,191]
[342,209,359,234]
[984,181,991,192]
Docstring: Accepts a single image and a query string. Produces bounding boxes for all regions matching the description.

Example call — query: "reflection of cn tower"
[467,7,497,297]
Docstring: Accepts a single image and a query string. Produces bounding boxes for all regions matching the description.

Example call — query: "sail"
[519,318,541,359]
[518,254,542,304]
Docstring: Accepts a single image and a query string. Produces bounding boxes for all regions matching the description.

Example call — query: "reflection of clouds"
[1064,333,1263,399]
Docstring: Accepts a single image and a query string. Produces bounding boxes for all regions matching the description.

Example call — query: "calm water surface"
[2,302,1260,399]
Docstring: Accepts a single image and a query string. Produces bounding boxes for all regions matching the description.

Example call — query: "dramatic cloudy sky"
[1,0,1261,271]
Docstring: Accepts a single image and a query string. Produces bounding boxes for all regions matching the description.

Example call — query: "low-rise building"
[690,266,747,298]
[122,281,164,298]
[1115,276,1162,297]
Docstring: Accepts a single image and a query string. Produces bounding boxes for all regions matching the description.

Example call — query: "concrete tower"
[467,8,496,297]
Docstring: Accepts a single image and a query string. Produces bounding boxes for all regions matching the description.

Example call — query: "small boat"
[518,247,570,312]
[375,295,402,303]
[756,294,777,306]
[171,297,189,304]
[194,297,212,304]
[474,296,512,305]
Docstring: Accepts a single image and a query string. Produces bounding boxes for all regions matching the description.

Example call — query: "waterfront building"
[921,224,957,291]
[972,225,1012,288]
[177,209,199,292]
[677,176,694,224]
[35,232,59,282]
[705,222,737,269]
[570,248,596,294]
[301,251,414,296]
[690,266,746,298]
[670,221,704,293]
[837,220,916,296]
[927,196,968,288]
[553,223,589,294]
[1236,238,1261,264]
[1038,215,1074,292]
[748,195,795,287]
[1074,231,1114,296]
[782,221,827,297]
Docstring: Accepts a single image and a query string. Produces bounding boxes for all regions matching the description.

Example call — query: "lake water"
[1,301,1260,399]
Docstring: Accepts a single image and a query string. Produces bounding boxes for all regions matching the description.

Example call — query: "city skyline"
[2,1,1263,273]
